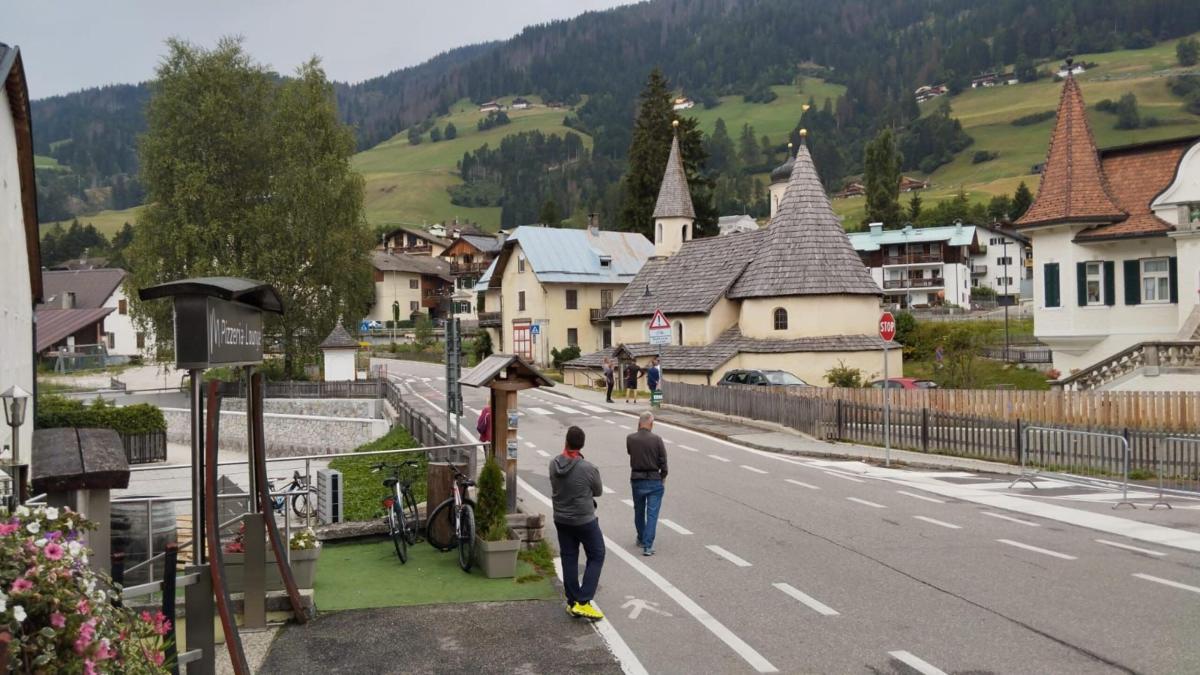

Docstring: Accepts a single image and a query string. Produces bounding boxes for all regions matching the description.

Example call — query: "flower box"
[475,535,521,579]
[222,545,321,592]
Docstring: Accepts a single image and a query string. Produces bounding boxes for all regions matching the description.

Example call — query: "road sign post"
[648,309,671,346]
[879,311,896,467]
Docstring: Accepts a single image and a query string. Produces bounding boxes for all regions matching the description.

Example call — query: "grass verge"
[329,425,427,522]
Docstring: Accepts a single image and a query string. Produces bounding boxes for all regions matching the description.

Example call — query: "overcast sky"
[7,0,634,99]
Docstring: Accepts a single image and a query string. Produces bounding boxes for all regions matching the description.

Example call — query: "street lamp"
[2,384,31,507]
[1001,238,1012,362]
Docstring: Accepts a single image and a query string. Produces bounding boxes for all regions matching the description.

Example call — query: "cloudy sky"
[8,0,633,98]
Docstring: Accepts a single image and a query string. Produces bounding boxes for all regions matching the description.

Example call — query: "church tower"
[652,121,696,257]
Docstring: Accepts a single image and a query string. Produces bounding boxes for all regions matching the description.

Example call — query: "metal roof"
[137,277,285,314]
[40,269,127,310]
[847,223,977,252]
[477,226,653,287]
[34,307,115,351]
[458,234,505,254]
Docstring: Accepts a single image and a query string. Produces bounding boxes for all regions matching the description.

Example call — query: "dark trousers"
[605,379,614,401]
[555,518,606,605]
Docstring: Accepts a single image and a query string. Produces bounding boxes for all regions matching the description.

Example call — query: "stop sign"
[879,312,896,342]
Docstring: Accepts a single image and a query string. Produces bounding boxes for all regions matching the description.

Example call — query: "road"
[379,358,1200,675]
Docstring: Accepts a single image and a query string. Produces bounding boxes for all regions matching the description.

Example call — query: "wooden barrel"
[426,461,467,546]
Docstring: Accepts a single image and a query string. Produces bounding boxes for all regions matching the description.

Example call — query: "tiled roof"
[40,269,127,310]
[1015,75,1126,228]
[728,144,881,298]
[567,326,888,373]
[34,308,114,352]
[477,226,653,287]
[848,224,976,252]
[1074,137,1196,241]
[319,321,360,350]
[372,251,452,280]
[652,134,696,219]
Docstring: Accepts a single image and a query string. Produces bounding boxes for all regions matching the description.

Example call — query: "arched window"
[773,307,788,331]
[681,224,689,242]
[656,222,663,243]
[676,321,684,345]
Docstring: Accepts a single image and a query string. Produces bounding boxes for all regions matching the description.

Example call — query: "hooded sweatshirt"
[549,453,603,526]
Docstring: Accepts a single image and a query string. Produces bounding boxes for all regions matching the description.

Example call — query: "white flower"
[85,579,96,593]
[65,519,73,530]
[0,590,7,613]
[33,538,47,548]
[26,521,40,534]
[68,541,83,557]
[15,505,29,518]
[44,507,59,520]
[12,605,26,623]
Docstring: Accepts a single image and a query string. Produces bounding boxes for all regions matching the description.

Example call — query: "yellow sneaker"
[570,602,605,621]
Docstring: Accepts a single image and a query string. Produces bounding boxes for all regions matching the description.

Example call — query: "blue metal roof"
[847,224,977,252]
[476,226,654,288]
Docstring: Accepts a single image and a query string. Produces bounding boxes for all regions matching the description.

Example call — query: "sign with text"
[879,311,896,343]
[174,295,265,369]
[648,309,672,346]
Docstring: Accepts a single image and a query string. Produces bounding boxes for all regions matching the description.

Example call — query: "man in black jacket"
[549,426,606,620]
[626,412,667,556]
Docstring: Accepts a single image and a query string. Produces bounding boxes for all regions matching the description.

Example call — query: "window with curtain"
[1141,258,1170,303]
[773,308,788,330]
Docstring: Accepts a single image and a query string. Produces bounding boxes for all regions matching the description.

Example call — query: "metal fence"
[122,430,168,464]
[216,378,387,399]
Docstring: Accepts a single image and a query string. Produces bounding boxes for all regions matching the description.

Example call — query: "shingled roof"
[728,143,881,299]
[1015,73,1126,228]
[652,133,696,220]
[319,320,359,350]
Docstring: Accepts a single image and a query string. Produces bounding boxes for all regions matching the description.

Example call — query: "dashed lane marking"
[785,479,820,490]
[708,454,731,463]
[554,405,583,415]
[706,545,752,568]
[980,512,1041,527]
[773,583,839,616]
[660,519,693,535]
[996,539,1076,560]
[846,497,886,509]
[913,516,962,530]
[527,407,553,416]
[740,465,768,475]
[1095,539,1166,557]
[1132,573,1200,595]
[897,490,945,504]
[824,472,865,483]
[887,651,947,675]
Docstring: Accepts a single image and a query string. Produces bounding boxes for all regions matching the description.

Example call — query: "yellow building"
[367,251,453,323]
[568,131,900,386]
[475,221,654,366]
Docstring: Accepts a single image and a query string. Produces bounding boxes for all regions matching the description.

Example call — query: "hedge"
[36,395,167,436]
[328,425,428,522]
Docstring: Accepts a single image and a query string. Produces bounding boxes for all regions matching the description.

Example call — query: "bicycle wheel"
[425,499,456,551]
[457,505,476,573]
[389,504,407,564]
[401,489,420,545]
[292,489,312,520]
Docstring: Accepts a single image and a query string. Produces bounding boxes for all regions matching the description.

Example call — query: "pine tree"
[445,122,457,140]
[1177,38,1199,67]
[907,193,923,222]
[1011,181,1033,221]
[738,123,761,168]
[863,128,902,228]
[539,198,561,225]
[705,118,737,175]
[1115,93,1140,130]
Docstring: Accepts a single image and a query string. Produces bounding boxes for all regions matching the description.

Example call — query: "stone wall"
[220,398,381,419]
[160,401,388,457]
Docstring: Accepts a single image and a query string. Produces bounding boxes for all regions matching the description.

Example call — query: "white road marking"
[554,405,583,415]
[536,450,551,458]
[913,516,962,530]
[663,439,674,445]
[621,595,673,620]
[708,454,731,463]
[888,650,947,675]
[846,497,886,509]
[436,376,446,381]
[604,419,617,425]
[996,539,1076,560]
[524,441,537,448]
[981,511,1041,527]
[740,465,768,475]
[679,445,700,453]
[659,519,693,535]
[467,407,481,415]
[553,559,649,675]
[1095,539,1166,557]
[523,477,777,673]
[897,490,945,504]
[785,479,820,490]
[602,486,615,494]
[1132,573,1200,595]
[706,545,752,567]
[825,472,865,483]
[581,404,609,413]
[772,583,839,616]
[527,407,554,416]
[621,498,635,507]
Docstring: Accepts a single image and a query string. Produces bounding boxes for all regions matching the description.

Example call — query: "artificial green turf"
[313,539,558,611]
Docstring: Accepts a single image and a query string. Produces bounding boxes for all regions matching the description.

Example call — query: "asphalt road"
[388,359,1200,673]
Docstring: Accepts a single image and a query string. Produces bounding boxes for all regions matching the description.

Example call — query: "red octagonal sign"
[879,311,896,342]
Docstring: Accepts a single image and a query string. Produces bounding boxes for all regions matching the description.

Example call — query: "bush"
[1010,110,1056,126]
[972,150,999,164]
[36,395,166,435]
[971,286,997,299]
[1095,98,1117,113]
[475,455,509,541]
[550,345,581,371]
[473,331,494,362]
[328,425,426,522]
[414,316,434,346]
[824,361,864,388]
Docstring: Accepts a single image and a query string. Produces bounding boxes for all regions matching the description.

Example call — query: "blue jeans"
[555,518,606,605]
[631,479,665,550]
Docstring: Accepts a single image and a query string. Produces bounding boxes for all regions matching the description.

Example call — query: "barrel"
[111,499,178,585]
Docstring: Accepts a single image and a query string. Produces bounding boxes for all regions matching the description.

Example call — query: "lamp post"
[2,384,32,508]
[1001,238,1012,362]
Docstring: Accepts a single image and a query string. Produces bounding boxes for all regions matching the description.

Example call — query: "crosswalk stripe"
[527,407,553,415]
[554,405,583,415]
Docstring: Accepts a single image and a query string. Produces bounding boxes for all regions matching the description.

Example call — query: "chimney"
[954,218,964,233]
[868,222,883,236]
[588,213,600,237]
[61,291,76,309]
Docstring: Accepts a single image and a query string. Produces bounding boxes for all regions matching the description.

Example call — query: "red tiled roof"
[1015,75,1126,228]
[35,307,114,352]
[1075,139,1195,241]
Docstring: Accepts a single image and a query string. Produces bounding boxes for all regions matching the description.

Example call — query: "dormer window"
[599,256,612,269]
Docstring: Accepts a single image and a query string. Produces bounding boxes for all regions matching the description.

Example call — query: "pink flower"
[142,647,166,666]
[44,542,64,560]
[50,612,67,629]
[0,521,17,536]
[76,599,90,615]
[95,639,116,661]
[9,578,33,594]
[84,659,98,675]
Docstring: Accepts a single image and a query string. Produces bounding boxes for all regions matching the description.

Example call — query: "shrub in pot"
[474,456,520,578]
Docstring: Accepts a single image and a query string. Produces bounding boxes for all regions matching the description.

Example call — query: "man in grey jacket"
[549,425,606,620]
[627,412,667,556]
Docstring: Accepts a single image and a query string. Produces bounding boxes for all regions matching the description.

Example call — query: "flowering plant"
[0,504,172,674]
[1045,368,1061,380]
[288,528,319,551]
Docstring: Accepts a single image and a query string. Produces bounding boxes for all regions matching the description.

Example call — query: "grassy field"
[35,154,68,171]
[690,79,847,141]
[42,205,144,237]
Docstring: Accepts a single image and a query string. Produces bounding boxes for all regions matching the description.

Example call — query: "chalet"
[40,269,149,356]
[970,71,1018,88]
[511,97,531,110]
[478,100,501,113]
[914,84,948,103]
[848,223,978,309]
[833,182,865,199]
[475,222,653,366]
[440,233,506,321]
[672,96,695,111]
[899,176,930,192]
[568,129,898,387]
[1056,64,1086,79]
[1014,68,1200,388]
[367,251,454,323]
[378,226,452,256]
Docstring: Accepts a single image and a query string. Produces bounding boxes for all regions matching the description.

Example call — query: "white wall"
[323,350,356,381]
[102,284,150,356]
[0,88,35,464]
[972,227,1026,300]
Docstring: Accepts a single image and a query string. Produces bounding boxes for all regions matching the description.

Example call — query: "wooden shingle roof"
[652,133,696,220]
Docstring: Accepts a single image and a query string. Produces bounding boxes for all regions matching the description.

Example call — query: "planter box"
[223,545,321,592]
[475,536,521,579]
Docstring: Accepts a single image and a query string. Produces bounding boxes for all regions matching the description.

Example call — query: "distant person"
[476,404,492,443]
[646,356,662,394]
[549,426,606,620]
[627,412,667,556]
[602,357,615,403]
[623,361,641,404]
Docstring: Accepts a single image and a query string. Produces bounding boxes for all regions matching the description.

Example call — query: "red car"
[870,377,938,390]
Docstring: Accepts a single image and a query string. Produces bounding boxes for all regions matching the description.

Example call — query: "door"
[512,325,532,360]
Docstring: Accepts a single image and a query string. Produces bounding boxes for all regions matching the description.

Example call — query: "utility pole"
[1001,238,1011,362]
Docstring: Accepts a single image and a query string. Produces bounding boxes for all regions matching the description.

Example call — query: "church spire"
[652,122,696,220]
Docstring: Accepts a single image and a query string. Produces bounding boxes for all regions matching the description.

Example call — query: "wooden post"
[426,461,466,545]
[505,389,518,513]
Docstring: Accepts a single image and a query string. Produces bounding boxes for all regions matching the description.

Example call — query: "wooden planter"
[222,545,321,591]
[475,536,521,579]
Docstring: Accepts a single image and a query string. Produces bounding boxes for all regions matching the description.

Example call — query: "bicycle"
[371,461,422,563]
[425,464,476,572]
[266,470,312,520]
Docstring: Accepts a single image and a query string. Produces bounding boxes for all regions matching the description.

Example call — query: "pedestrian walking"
[476,404,492,443]
[623,361,641,404]
[627,412,667,556]
[549,426,606,620]
[602,358,615,403]
[646,356,662,394]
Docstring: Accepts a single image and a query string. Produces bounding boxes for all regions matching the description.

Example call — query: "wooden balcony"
[450,261,491,275]
[883,253,943,265]
[883,277,944,290]
[589,308,611,324]
[478,312,501,327]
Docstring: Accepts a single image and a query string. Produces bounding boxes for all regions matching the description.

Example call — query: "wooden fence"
[122,430,168,465]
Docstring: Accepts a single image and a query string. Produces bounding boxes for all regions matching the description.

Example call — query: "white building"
[40,269,150,357]
[1014,72,1200,385]
[847,222,977,309]
[717,214,759,236]
[672,96,694,111]
[970,224,1032,305]
[1,43,40,472]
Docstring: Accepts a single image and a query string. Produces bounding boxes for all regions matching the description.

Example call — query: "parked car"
[360,320,383,331]
[869,377,938,390]
[718,369,810,387]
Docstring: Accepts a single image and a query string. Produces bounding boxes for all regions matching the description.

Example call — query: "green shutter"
[1044,263,1060,308]
[1076,262,1088,306]
[1103,260,1115,306]
[1170,256,1179,304]
[1123,260,1141,305]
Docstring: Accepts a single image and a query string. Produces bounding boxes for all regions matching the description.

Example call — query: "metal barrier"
[1011,426,1136,509]
[1154,437,1200,509]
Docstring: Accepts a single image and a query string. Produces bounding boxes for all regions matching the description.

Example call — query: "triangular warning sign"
[648,309,671,330]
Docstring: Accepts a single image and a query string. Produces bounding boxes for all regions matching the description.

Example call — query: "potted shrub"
[222,524,322,591]
[474,456,520,578]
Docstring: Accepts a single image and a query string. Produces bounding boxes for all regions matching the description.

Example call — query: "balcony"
[883,277,944,290]
[396,244,432,255]
[478,312,501,328]
[972,265,987,275]
[589,308,611,324]
[883,253,943,265]
[450,261,491,275]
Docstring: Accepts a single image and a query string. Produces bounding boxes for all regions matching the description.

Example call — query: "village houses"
[1014,68,1200,388]
[367,250,454,324]
[567,127,898,387]
[439,232,506,322]
[37,268,150,359]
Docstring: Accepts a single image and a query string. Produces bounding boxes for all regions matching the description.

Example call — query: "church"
[566,124,899,386]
